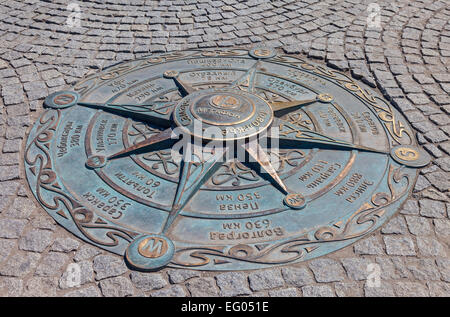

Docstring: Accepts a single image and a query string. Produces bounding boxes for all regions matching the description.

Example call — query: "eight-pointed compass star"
[52,60,387,235]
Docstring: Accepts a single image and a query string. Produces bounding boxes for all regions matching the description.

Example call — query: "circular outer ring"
[24,48,425,271]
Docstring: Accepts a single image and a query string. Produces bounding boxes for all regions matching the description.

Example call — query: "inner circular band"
[190,92,256,126]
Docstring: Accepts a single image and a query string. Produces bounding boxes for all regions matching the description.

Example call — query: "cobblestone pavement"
[0,0,449,297]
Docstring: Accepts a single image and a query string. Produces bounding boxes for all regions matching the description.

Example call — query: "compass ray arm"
[161,147,228,233]
[243,140,289,195]
[270,98,317,112]
[108,128,175,160]
[270,118,388,154]
[77,101,175,127]
[229,61,260,92]
[172,76,196,96]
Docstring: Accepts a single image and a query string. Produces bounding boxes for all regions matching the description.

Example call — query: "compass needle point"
[162,148,228,233]
[243,140,289,195]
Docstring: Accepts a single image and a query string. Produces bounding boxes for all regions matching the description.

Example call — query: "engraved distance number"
[394,147,419,161]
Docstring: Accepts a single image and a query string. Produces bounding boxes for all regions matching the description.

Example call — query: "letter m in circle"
[138,237,167,258]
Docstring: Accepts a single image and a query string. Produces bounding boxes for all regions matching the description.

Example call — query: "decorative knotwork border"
[25,109,139,248]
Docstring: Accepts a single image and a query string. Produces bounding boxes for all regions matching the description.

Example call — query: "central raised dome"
[173,88,273,141]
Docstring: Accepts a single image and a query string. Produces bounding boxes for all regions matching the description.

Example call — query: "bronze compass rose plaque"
[24,47,431,271]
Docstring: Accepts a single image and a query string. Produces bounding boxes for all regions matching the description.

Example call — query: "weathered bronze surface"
[25,47,430,271]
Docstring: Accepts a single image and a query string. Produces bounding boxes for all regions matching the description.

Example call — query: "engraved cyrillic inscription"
[334,173,374,203]
[57,121,74,157]
[82,188,131,219]
[351,112,380,136]
[216,192,261,212]
[114,171,159,199]
[126,81,165,102]
[209,219,284,241]
[299,160,342,189]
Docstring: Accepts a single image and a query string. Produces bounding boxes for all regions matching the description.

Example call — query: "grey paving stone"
[73,245,102,262]
[0,181,19,197]
[93,254,128,280]
[308,258,346,282]
[353,236,385,255]
[186,277,219,297]
[428,282,450,297]
[150,285,187,297]
[215,272,252,296]
[341,258,373,281]
[412,175,431,192]
[59,260,94,289]
[35,252,68,277]
[423,129,448,143]
[383,236,416,256]
[381,216,408,234]
[420,187,448,202]
[302,284,335,297]
[281,266,314,287]
[406,258,441,281]
[0,251,41,277]
[364,282,395,297]
[130,271,167,291]
[4,197,36,219]
[394,281,429,297]
[433,219,450,237]
[335,282,363,297]
[23,277,57,297]
[268,287,298,297]
[435,156,450,172]
[64,286,102,297]
[19,229,53,252]
[0,218,28,238]
[167,269,200,284]
[405,215,432,235]
[419,199,446,218]
[99,276,134,297]
[416,237,446,257]
[0,239,15,264]
[0,277,23,296]
[248,269,284,291]
[50,237,80,253]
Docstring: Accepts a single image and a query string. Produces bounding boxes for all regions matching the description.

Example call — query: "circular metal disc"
[125,234,175,271]
[25,48,428,271]
[44,90,79,109]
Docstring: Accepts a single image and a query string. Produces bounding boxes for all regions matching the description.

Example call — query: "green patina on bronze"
[24,47,430,271]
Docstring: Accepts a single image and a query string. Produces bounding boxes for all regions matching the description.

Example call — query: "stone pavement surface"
[0,0,449,297]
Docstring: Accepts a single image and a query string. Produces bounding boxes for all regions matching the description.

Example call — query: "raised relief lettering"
[299,160,341,189]
[186,58,245,68]
[82,188,131,219]
[351,112,380,136]
[57,121,74,157]
[264,76,310,96]
[107,78,139,94]
[209,219,285,241]
[126,82,165,102]
[188,70,237,82]
[334,173,374,203]
[216,192,261,212]
[69,124,83,148]
[114,171,160,199]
